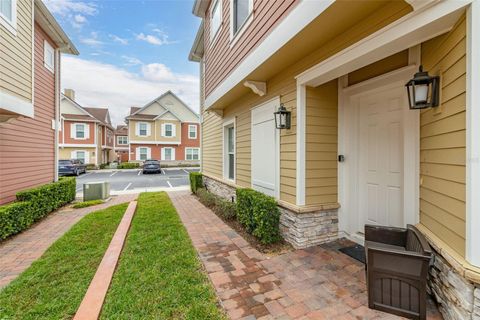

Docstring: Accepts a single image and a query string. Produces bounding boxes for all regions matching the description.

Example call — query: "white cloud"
[122,55,142,66]
[110,34,128,45]
[80,31,103,46]
[44,0,98,15]
[136,29,175,46]
[61,57,199,126]
[44,0,97,28]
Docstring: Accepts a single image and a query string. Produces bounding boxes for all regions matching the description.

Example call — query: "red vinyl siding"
[62,120,96,144]
[204,0,297,97]
[0,23,57,204]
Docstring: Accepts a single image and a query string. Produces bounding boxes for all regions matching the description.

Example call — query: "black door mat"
[339,244,366,264]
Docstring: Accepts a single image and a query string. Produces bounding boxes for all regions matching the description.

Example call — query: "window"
[117,136,128,145]
[0,0,16,31]
[188,125,197,139]
[75,124,85,139]
[164,123,173,137]
[232,0,252,35]
[186,148,200,160]
[162,147,175,161]
[224,124,235,180]
[44,40,54,73]
[75,151,86,163]
[138,123,148,136]
[210,0,221,43]
[139,147,148,161]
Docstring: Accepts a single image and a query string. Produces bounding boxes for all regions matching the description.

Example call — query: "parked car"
[58,159,87,176]
[142,159,161,174]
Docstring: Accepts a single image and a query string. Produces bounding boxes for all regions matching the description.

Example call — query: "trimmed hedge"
[0,177,76,240]
[189,172,203,194]
[197,188,236,220]
[117,162,139,169]
[236,188,281,244]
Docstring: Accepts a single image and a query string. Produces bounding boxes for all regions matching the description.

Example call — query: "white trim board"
[466,0,480,267]
[129,140,181,145]
[59,143,97,148]
[296,0,469,87]
[204,0,335,109]
[0,88,33,118]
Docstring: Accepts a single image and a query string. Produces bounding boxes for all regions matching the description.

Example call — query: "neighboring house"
[59,89,115,166]
[189,0,480,318]
[125,91,200,163]
[114,125,129,163]
[0,0,78,204]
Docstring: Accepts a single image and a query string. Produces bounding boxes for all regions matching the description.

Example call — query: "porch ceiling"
[208,0,413,111]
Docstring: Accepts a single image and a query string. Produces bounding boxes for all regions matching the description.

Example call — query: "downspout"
[54,48,60,181]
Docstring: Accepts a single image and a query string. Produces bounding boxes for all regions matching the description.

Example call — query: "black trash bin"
[365,224,432,320]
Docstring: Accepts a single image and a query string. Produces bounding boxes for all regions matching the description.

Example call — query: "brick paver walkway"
[169,191,442,320]
[0,194,138,289]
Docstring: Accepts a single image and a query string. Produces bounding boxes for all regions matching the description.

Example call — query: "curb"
[73,200,137,320]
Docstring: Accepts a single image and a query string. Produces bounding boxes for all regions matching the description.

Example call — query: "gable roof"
[115,125,128,135]
[61,94,98,122]
[83,107,113,129]
[126,91,199,123]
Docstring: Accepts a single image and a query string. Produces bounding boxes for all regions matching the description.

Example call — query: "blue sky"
[45,0,201,125]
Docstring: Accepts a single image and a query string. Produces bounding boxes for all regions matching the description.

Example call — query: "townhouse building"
[0,0,77,204]
[59,90,114,166]
[125,91,200,163]
[114,125,129,163]
[189,0,480,318]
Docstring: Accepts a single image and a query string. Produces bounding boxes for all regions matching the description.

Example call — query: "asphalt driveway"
[75,167,199,195]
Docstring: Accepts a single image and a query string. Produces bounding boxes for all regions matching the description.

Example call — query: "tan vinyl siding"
[279,91,297,204]
[201,111,223,178]
[419,14,466,257]
[305,81,338,205]
[128,120,154,141]
[155,120,181,143]
[235,110,251,188]
[0,0,33,102]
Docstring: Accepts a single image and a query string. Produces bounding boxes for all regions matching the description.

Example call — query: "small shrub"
[72,199,104,209]
[189,172,203,194]
[86,164,97,170]
[99,163,108,170]
[117,162,139,169]
[236,188,281,244]
[0,177,76,240]
[196,188,216,208]
[214,198,236,220]
[236,188,257,233]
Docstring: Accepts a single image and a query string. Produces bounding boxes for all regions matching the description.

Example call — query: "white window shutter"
[70,124,75,138]
[135,147,140,160]
[172,148,176,160]
[71,151,76,159]
[172,124,176,137]
[85,151,89,164]
[161,124,165,137]
[85,124,90,139]
[147,148,151,159]
[136,123,139,136]
[161,148,165,160]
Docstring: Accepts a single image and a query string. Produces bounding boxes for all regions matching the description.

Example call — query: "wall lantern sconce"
[405,65,440,109]
[274,104,291,130]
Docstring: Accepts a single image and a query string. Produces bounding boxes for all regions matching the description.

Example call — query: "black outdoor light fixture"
[274,104,291,130]
[405,65,440,110]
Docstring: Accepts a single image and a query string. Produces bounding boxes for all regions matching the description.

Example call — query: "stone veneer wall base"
[202,175,338,249]
[428,247,480,320]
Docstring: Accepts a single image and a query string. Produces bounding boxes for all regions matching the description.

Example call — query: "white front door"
[251,98,279,197]
[357,87,404,230]
[340,67,419,239]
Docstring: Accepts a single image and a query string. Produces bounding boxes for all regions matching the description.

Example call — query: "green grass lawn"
[0,203,128,320]
[100,192,226,319]
[72,199,104,209]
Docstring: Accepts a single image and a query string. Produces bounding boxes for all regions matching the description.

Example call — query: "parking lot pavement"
[75,167,199,195]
